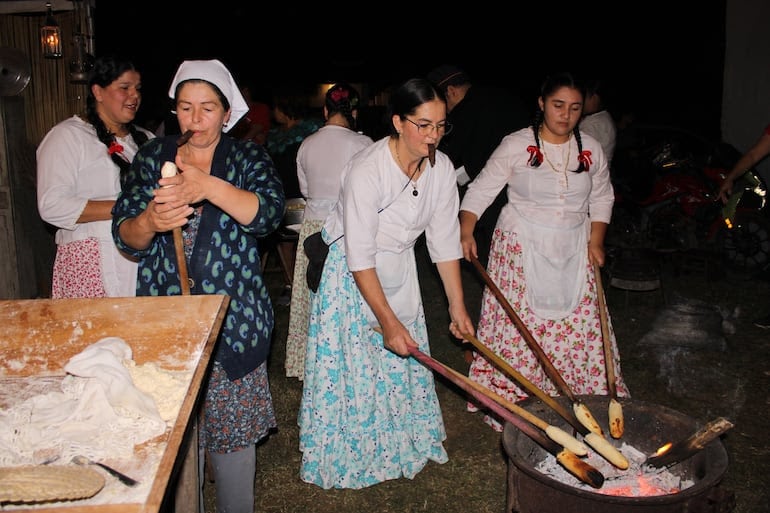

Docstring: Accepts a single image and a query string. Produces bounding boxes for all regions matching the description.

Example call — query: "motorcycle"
[607,124,769,272]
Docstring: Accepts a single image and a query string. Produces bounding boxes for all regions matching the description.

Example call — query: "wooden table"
[0,295,229,513]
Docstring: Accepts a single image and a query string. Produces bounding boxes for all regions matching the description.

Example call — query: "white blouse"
[296,124,373,221]
[460,127,614,232]
[324,137,462,272]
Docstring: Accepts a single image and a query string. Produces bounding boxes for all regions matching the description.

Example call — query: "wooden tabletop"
[0,295,229,512]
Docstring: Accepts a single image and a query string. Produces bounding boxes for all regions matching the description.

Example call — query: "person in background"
[265,87,323,305]
[37,55,153,299]
[112,59,285,513]
[717,122,770,329]
[285,82,374,380]
[580,78,617,167]
[459,72,629,431]
[231,82,272,146]
[298,78,475,489]
[426,64,530,267]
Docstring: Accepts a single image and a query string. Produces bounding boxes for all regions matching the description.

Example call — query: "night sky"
[95,3,727,139]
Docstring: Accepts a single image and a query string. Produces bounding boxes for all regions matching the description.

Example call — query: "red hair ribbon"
[526,145,542,166]
[108,141,124,156]
[330,88,349,103]
[578,150,592,172]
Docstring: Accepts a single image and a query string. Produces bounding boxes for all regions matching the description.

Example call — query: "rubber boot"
[208,446,256,513]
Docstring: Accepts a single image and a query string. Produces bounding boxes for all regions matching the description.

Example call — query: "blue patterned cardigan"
[112,135,285,380]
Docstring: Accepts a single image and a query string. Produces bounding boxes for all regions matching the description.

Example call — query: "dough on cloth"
[0,337,167,466]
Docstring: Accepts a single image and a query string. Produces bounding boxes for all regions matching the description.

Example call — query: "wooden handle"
[469,254,576,401]
[173,227,191,296]
[408,347,603,488]
[594,263,617,397]
[461,331,585,435]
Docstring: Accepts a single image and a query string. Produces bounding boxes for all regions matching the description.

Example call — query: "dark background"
[95,2,727,140]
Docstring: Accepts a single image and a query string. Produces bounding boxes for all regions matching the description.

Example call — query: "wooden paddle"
[460,331,629,470]
[408,346,604,488]
[440,355,588,456]
[468,255,604,437]
[594,262,624,439]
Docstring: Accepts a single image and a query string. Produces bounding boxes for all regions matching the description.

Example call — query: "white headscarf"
[167,59,248,132]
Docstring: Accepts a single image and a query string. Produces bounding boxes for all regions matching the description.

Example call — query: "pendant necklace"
[541,132,572,188]
[394,140,420,196]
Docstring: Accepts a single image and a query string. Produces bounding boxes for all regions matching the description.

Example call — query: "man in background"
[427,64,530,266]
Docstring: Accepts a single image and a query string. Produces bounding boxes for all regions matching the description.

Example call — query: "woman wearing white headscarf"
[112,59,285,513]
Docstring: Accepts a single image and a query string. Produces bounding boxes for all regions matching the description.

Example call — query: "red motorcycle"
[607,125,769,271]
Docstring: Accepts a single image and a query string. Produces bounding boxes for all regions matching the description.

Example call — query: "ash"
[536,442,695,496]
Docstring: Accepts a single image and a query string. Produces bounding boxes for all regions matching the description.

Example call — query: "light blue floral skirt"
[298,240,448,489]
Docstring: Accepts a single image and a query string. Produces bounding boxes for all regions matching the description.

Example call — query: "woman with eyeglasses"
[459,72,629,431]
[298,77,475,489]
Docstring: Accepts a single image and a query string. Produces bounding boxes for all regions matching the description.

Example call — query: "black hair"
[528,72,590,173]
[386,78,446,137]
[85,55,149,182]
[325,82,360,130]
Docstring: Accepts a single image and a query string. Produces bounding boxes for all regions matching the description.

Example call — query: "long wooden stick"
[408,347,604,488]
[170,131,194,296]
[461,331,583,433]
[462,331,629,469]
[173,227,191,295]
[645,417,734,468]
[470,255,575,400]
[469,255,604,436]
[594,263,623,438]
[441,359,588,456]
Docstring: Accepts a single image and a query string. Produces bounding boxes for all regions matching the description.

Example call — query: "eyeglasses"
[404,117,453,136]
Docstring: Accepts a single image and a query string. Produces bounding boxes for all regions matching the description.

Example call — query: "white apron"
[515,213,587,320]
[362,249,421,328]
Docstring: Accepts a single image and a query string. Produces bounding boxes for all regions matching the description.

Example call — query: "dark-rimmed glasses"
[404,117,453,136]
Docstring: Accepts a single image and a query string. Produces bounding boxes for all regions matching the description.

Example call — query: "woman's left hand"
[588,242,606,267]
[378,322,417,357]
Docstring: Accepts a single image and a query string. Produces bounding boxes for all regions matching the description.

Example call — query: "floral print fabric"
[51,237,106,298]
[468,228,629,431]
[298,242,448,489]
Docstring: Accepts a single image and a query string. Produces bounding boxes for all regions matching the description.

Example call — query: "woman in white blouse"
[37,55,153,298]
[298,78,474,490]
[459,72,629,431]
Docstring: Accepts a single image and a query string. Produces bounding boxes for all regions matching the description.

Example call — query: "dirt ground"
[204,243,769,512]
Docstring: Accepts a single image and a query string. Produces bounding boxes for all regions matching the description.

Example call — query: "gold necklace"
[394,139,420,196]
[541,133,572,188]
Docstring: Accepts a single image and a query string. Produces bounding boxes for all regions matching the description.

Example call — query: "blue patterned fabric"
[112,135,285,380]
[298,239,448,489]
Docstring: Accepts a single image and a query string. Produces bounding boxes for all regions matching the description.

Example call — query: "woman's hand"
[376,322,416,357]
[587,242,606,268]
[448,302,475,341]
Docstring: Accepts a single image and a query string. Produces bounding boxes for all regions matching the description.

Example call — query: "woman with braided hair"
[37,55,153,298]
[459,71,629,431]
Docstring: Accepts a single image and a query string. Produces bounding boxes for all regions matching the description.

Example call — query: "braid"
[339,102,356,130]
[571,127,586,173]
[527,110,544,167]
[85,54,149,182]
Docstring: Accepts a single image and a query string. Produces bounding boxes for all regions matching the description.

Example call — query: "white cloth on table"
[0,337,166,466]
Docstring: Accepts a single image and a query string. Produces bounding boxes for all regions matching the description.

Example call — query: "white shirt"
[580,110,617,165]
[324,137,462,271]
[460,127,614,232]
[295,124,373,220]
[36,115,154,296]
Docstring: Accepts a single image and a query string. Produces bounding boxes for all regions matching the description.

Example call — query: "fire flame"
[655,442,672,456]
[598,473,682,497]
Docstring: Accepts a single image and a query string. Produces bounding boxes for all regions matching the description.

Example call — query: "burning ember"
[535,441,694,497]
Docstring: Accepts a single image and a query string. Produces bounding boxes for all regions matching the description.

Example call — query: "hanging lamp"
[40,2,62,59]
